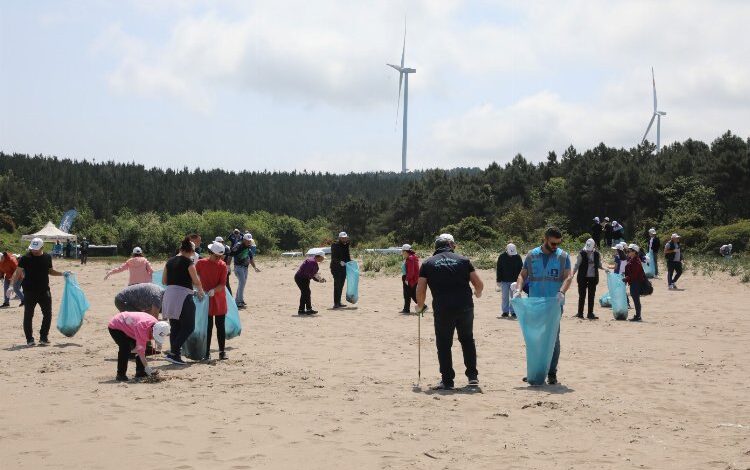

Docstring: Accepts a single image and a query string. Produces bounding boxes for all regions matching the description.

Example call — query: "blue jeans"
[500,282,514,314]
[550,306,562,375]
[3,278,24,304]
[234,265,248,305]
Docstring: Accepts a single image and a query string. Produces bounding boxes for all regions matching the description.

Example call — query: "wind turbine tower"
[387,26,416,173]
[641,67,667,152]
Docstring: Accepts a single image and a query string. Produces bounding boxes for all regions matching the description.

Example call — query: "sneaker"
[431,381,454,391]
[18,301,24,307]
[202,354,211,361]
[164,353,187,365]
[467,379,480,388]
[629,316,642,322]
[26,340,35,346]
[219,351,227,360]
[400,309,410,314]
[501,312,509,318]
[39,339,50,346]
[547,373,558,385]
[297,309,306,315]
[586,314,599,320]
[574,313,584,319]
[510,313,517,320]
[237,304,247,310]
[332,304,344,309]
[134,371,148,378]
[0,303,9,308]
[116,374,129,382]
[306,309,318,315]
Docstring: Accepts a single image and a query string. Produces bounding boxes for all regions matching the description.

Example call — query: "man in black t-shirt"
[330,231,352,308]
[79,237,90,265]
[416,233,484,390]
[9,238,69,346]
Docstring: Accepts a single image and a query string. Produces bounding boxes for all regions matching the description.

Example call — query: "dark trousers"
[109,328,144,376]
[433,307,478,386]
[667,260,683,286]
[206,315,226,355]
[402,276,417,310]
[169,296,196,356]
[630,282,642,318]
[23,289,52,342]
[577,278,597,316]
[80,251,88,264]
[652,255,659,276]
[295,275,312,311]
[593,236,601,249]
[332,268,346,305]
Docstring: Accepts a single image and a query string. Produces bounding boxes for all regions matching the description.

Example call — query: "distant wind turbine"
[641,67,667,152]
[387,24,416,173]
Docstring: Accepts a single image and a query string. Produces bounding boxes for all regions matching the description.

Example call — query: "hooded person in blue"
[514,226,572,385]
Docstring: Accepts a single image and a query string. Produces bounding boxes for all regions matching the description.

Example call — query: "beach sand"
[0,257,748,469]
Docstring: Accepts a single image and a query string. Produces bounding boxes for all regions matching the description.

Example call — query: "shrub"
[0,213,15,232]
[705,219,750,253]
[440,216,499,244]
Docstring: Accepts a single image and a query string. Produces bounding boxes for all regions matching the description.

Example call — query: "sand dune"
[0,257,748,469]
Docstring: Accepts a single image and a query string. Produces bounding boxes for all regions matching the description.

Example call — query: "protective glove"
[340,261,346,267]
[63,271,72,278]
[207,289,215,297]
[557,291,566,305]
[144,366,156,377]
[495,282,502,292]
[6,288,13,299]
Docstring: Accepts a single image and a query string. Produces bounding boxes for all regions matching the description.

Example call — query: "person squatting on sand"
[104,247,154,286]
[161,237,205,365]
[10,237,70,346]
[416,233,484,391]
[108,311,170,381]
[515,226,572,385]
[295,248,327,315]
[496,242,522,319]
[196,241,229,360]
[571,238,609,320]
[330,231,351,309]
[1,250,24,308]
[400,244,420,314]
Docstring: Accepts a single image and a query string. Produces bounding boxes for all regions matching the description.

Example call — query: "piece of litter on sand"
[423,452,439,459]
[717,423,745,428]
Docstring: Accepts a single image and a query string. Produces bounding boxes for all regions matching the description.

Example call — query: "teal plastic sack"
[643,250,656,278]
[57,274,90,337]
[152,270,164,288]
[345,261,359,304]
[224,288,242,339]
[599,292,611,308]
[607,272,628,320]
[182,295,209,360]
[511,297,561,386]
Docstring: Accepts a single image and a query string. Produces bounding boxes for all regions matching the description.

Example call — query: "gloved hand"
[144,366,156,377]
[196,290,205,301]
[6,288,13,299]
[63,271,72,278]
[557,291,566,305]
[495,282,502,292]
[340,261,346,267]
[512,289,523,299]
[207,289,215,297]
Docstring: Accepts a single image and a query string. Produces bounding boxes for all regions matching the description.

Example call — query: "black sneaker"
[219,351,227,360]
[116,374,129,382]
[18,301,24,307]
[547,373,558,385]
[431,381,454,391]
[400,309,410,314]
[587,314,599,320]
[574,313,584,319]
[306,309,318,314]
[26,339,35,346]
[39,339,50,346]
[202,354,211,361]
[134,371,148,378]
[332,304,344,309]
[0,303,9,308]
[467,379,480,388]
[165,353,187,365]
[297,309,306,315]
[501,312,509,318]
[629,316,642,322]
[510,313,517,320]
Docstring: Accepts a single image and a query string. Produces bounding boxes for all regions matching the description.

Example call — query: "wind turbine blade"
[652,67,657,112]
[397,72,403,119]
[387,64,403,71]
[641,113,656,143]
[400,21,406,69]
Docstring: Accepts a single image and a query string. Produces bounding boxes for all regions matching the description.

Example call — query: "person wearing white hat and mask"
[719,244,733,259]
[9,238,70,346]
[104,247,154,286]
[400,244,420,313]
[108,311,170,381]
[572,238,610,320]
[611,242,627,274]
[196,241,230,360]
[664,233,683,289]
[647,228,661,277]
[611,221,625,245]
[496,243,522,319]
[230,233,260,310]
[591,217,603,248]
[330,231,351,308]
[603,217,613,247]
[295,248,327,315]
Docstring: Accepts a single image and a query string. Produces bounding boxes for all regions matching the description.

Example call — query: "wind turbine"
[641,67,667,152]
[387,25,416,173]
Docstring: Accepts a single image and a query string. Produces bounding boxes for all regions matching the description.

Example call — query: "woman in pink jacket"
[105,247,154,285]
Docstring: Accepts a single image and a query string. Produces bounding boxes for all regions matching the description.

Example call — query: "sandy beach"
[0,257,748,470]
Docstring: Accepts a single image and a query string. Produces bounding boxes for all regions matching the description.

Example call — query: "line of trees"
[1,131,748,254]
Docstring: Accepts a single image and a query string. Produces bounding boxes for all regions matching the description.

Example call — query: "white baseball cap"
[628,243,640,252]
[132,247,143,255]
[243,233,253,241]
[208,242,225,255]
[152,321,171,347]
[648,228,656,235]
[306,248,326,257]
[506,243,518,256]
[671,233,680,239]
[436,233,455,244]
[28,238,44,251]
[214,236,224,243]
[604,217,610,221]
[593,217,600,223]
[584,238,595,252]
[338,231,349,239]
[401,244,412,251]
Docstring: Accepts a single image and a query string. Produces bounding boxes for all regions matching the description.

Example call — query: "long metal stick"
[418,307,421,385]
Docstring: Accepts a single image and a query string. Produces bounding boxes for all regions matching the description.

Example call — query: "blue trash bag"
[607,272,628,320]
[224,288,242,339]
[599,292,611,308]
[511,296,562,386]
[643,250,656,278]
[345,261,360,304]
[57,274,90,337]
[182,295,209,360]
[152,269,165,288]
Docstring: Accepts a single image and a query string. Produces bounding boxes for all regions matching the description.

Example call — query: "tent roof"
[21,221,77,242]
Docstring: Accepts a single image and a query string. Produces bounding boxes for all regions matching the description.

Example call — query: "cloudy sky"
[1,0,749,173]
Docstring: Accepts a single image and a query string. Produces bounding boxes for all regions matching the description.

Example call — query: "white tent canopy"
[22,221,77,242]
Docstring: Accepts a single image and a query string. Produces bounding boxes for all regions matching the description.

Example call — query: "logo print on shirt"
[549,268,559,277]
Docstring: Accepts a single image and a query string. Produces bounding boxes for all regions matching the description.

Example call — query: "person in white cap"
[216,236,234,295]
[719,244,733,259]
[104,247,154,286]
[230,233,260,309]
[79,237,90,265]
[623,244,647,321]
[400,244,420,313]
[108,310,170,381]
[572,238,610,320]
[416,233,483,390]
[611,242,628,274]
[295,248,327,315]
[9,238,70,346]
[330,231,351,308]
[591,217,603,248]
[603,217,613,247]
[495,242,522,319]
[611,221,625,245]
[664,233,683,289]
[196,241,230,360]
[647,228,661,277]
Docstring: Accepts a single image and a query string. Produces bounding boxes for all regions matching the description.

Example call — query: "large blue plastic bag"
[182,295,209,360]
[152,270,164,288]
[511,297,561,386]
[607,272,628,320]
[224,288,242,339]
[643,250,656,278]
[599,292,611,308]
[345,261,359,304]
[57,274,90,337]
